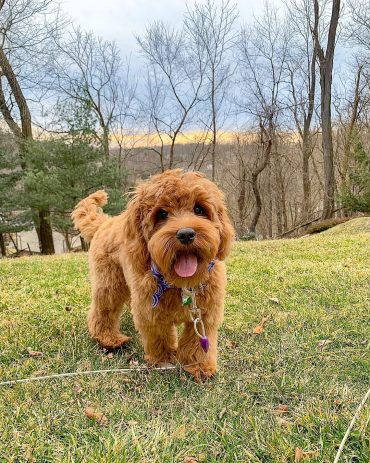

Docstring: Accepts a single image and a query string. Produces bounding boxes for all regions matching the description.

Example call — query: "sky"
[60,0,283,64]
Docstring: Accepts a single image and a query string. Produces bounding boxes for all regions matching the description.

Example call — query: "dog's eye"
[194,204,206,216]
[156,209,168,221]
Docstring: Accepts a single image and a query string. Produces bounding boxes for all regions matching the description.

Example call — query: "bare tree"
[51,28,132,158]
[249,124,273,235]
[137,21,207,170]
[0,0,66,254]
[311,0,341,219]
[285,0,318,221]
[237,3,289,235]
[347,0,370,56]
[110,59,138,169]
[184,0,238,181]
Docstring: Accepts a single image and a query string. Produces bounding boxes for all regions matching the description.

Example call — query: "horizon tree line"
[0,0,369,254]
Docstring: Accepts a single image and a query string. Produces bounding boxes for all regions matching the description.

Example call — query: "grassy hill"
[0,230,369,462]
[322,216,370,236]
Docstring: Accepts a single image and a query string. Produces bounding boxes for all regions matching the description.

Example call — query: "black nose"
[176,227,196,245]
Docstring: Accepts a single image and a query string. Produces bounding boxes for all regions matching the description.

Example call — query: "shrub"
[240,231,257,241]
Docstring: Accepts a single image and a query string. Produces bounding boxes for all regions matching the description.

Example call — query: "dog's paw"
[183,363,217,382]
[99,334,131,350]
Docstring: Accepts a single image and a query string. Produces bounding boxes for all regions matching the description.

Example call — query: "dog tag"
[200,336,210,353]
[182,294,192,306]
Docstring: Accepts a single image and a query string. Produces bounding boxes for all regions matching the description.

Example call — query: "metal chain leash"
[181,288,209,353]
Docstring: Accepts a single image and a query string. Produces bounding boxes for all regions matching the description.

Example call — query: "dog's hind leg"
[87,258,131,350]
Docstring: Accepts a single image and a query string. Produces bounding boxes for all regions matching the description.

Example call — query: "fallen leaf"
[269,297,280,304]
[295,447,320,461]
[272,404,289,414]
[295,448,303,462]
[334,399,342,406]
[252,324,264,335]
[252,314,271,334]
[317,339,333,348]
[27,347,44,358]
[84,407,108,425]
[184,457,198,463]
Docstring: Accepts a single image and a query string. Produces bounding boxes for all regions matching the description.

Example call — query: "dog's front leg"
[177,317,220,381]
[135,320,178,366]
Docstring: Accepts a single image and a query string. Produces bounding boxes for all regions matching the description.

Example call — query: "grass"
[0,228,369,463]
[321,217,370,236]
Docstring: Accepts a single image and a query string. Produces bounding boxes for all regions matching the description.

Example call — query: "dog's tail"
[71,190,109,242]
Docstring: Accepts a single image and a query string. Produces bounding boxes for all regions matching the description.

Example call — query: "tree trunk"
[249,135,272,234]
[38,211,55,255]
[0,48,32,143]
[211,72,217,182]
[312,0,341,220]
[211,139,216,182]
[169,141,175,169]
[272,150,281,234]
[320,71,336,219]
[80,236,89,252]
[267,163,273,238]
[302,134,312,221]
[64,230,72,252]
[0,233,6,257]
[102,126,110,159]
[0,47,55,255]
[237,163,247,236]
[301,31,317,222]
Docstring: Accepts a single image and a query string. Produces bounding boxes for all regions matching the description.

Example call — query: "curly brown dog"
[72,169,234,380]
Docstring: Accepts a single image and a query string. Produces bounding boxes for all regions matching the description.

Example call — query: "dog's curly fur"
[72,169,234,380]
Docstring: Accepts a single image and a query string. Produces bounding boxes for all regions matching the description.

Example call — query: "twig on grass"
[333,387,370,463]
[0,365,177,388]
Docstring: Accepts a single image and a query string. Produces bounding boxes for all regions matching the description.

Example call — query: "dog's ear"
[217,203,235,260]
[125,194,150,274]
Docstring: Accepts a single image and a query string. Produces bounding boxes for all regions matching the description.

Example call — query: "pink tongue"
[174,254,198,277]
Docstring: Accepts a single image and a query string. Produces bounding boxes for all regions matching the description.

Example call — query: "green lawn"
[0,226,369,462]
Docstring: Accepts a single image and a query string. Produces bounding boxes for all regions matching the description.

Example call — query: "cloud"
[60,0,279,60]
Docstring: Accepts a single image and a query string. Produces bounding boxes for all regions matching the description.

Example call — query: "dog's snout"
[176,227,196,245]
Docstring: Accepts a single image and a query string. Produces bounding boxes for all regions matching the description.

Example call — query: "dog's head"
[125,169,234,287]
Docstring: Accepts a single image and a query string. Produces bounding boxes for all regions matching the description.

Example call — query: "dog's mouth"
[173,252,198,278]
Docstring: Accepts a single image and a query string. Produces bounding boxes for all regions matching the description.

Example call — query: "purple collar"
[151,260,215,308]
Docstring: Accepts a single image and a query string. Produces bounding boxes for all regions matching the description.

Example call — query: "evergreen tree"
[24,138,127,249]
[339,134,370,213]
[0,134,32,255]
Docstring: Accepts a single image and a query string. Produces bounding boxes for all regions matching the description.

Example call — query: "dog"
[72,169,234,380]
